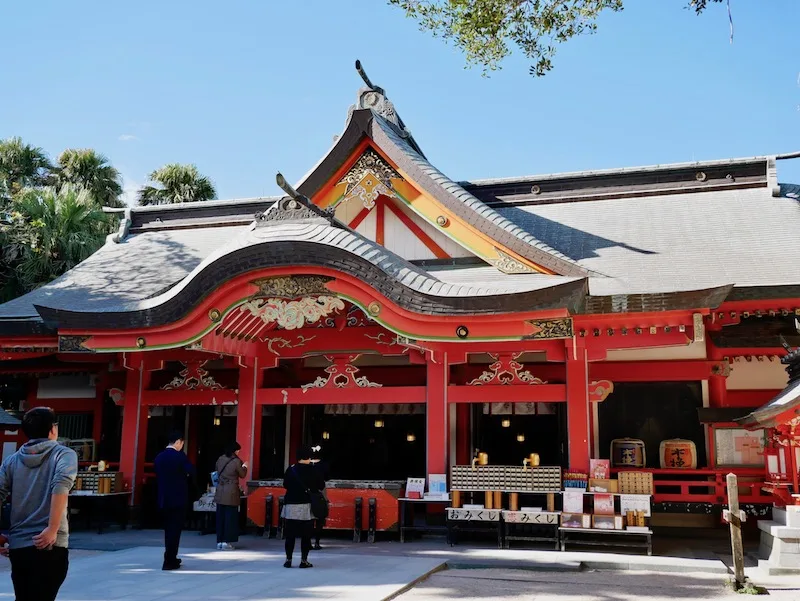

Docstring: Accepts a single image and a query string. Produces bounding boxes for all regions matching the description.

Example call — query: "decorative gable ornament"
[489,248,537,275]
[241,296,346,331]
[338,149,402,209]
[467,353,547,386]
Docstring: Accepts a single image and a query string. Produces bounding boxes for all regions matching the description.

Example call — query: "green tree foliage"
[2,187,109,299]
[55,149,125,208]
[390,0,725,76]
[0,137,53,204]
[137,163,217,206]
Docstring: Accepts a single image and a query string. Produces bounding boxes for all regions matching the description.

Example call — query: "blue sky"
[2,1,799,203]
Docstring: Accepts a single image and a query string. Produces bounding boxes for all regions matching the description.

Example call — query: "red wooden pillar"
[565,339,590,473]
[236,358,261,478]
[456,404,470,465]
[92,374,105,445]
[119,362,150,506]
[426,351,449,478]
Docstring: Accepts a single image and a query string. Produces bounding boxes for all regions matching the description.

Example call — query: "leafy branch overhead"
[390,0,726,76]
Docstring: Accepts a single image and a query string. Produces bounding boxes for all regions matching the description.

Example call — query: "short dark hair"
[22,407,57,440]
[224,441,241,457]
[296,445,313,461]
[168,430,184,445]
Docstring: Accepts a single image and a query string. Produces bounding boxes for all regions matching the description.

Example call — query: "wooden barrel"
[659,439,697,469]
[610,438,646,468]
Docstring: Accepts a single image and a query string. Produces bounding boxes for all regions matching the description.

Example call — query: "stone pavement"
[0,546,444,601]
[398,568,800,601]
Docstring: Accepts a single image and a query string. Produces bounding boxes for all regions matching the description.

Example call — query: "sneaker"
[299,561,313,569]
[222,543,235,550]
[162,562,180,571]
[216,543,224,550]
[283,560,292,568]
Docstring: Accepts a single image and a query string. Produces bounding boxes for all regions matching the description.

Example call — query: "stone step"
[757,519,800,539]
[772,506,800,528]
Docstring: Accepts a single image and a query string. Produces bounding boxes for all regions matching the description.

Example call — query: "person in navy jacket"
[154,431,195,571]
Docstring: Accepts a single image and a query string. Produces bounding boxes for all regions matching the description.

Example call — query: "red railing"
[611,468,771,505]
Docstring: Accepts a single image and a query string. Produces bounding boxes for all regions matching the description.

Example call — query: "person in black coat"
[154,431,195,571]
[281,445,324,568]
[311,449,330,550]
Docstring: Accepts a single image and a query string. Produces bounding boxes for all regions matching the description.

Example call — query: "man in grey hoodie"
[0,407,78,601]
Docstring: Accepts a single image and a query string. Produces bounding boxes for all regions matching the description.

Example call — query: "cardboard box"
[561,513,591,529]
[592,515,623,530]
[588,478,618,493]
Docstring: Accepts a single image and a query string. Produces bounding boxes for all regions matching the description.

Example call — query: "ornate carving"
[108,388,125,406]
[301,354,382,390]
[338,149,402,209]
[255,196,332,225]
[58,335,93,353]
[252,276,333,299]
[524,318,574,340]
[241,296,345,331]
[364,332,400,347]
[467,353,547,386]
[588,380,614,402]
[162,361,223,391]
[264,334,317,356]
[489,248,536,275]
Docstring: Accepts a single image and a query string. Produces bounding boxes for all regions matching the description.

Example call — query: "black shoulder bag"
[292,466,329,520]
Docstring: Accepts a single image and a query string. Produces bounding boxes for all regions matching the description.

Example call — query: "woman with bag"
[281,445,325,568]
[213,441,248,550]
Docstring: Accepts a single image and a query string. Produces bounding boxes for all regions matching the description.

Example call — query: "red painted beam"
[348,206,371,230]
[448,384,566,403]
[589,360,724,382]
[727,389,782,407]
[375,197,385,246]
[256,386,427,405]
[143,389,238,406]
[384,199,449,259]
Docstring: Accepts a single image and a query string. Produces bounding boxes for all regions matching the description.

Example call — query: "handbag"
[212,457,237,489]
[292,466,329,520]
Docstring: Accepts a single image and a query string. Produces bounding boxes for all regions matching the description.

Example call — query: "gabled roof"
[32,192,589,331]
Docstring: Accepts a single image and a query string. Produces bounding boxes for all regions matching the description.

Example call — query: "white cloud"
[120,172,142,206]
[118,134,138,142]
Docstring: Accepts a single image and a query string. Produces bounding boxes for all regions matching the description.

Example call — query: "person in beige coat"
[213,442,247,550]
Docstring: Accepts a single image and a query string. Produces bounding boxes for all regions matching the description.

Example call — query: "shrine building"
[1,63,799,530]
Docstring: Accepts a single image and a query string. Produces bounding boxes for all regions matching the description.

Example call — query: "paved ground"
[399,568,800,601]
[0,530,795,600]
[0,546,444,601]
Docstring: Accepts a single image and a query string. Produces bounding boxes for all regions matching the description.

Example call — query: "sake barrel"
[610,438,646,468]
[659,439,697,469]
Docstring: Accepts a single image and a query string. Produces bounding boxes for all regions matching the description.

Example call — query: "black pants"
[314,518,326,544]
[284,519,312,562]
[162,507,184,565]
[9,546,69,601]
[216,504,239,543]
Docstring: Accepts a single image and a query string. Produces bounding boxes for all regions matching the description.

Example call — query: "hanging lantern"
[406,433,416,442]
[516,434,525,442]
[374,419,384,428]
[501,419,511,428]
[322,431,330,440]
[213,417,221,427]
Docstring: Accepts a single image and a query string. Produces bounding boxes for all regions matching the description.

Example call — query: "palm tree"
[55,149,124,208]
[137,163,217,206]
[10,185,110,294]
[0,137,53,202]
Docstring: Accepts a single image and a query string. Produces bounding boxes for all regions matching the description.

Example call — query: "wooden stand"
[485,491,493,509]
[452,490,461,509]
[509,493,519,511]
[547,493,555,512]
[493,491,503,510]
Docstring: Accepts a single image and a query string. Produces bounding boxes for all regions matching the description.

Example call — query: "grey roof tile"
[497,185,800,294]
